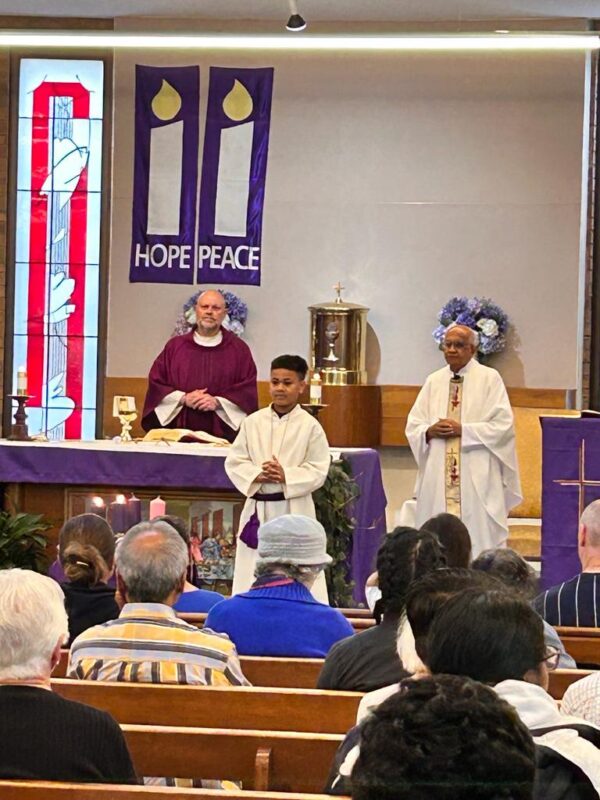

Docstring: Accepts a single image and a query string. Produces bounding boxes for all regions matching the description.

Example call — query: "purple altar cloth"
[343,450,387,605]
[0,441,386,607]
[541,417,600,589]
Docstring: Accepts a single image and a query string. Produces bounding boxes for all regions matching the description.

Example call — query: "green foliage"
[0,512,50,572]
[314,458,360,607]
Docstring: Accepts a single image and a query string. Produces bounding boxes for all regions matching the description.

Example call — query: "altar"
[541,416,600,589]
[0,439,386,606]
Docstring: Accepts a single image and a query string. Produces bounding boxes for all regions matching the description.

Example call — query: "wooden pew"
[0,782,347,800]
[121,724,342,792]
[547,668,594,700]
[55,651,325,688]
[51,679,361,734]
[557,627,600,666]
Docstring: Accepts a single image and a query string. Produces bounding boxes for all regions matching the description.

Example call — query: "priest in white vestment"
[226,355,331,602]
[405,324,521,556]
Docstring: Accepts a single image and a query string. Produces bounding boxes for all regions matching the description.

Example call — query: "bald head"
[580,500,600,551]
[195,290,227,337]
[446,324,479,348]
[116,522,188,603]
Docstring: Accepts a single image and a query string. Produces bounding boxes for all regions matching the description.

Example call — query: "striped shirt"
[533,573,600,628]
[67,603,249,686]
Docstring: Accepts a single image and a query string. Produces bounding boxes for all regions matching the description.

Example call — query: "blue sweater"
[173,587,224,613]
[204,581,354,657]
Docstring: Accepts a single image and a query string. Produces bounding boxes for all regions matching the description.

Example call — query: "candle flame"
[116,494,127,504]
[91,496,105,507]
[151,79,182,121]
[222,79,253,122]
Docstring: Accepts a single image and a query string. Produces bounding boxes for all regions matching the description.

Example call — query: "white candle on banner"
[147,80,184,236]
[16,366,27,396]
[215,79,254,237]
[149,496,166,518]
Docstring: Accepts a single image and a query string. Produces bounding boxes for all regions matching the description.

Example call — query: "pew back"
[557,627,600,666]
[51,679,361,734]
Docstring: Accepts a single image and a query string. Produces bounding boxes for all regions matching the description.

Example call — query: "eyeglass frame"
[543,646,560,671]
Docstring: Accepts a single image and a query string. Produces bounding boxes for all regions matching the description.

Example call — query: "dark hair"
[151,514,196,583]
[427,590,546,685]
[351,674,535,800]
[471,548,539,601]
[420,513,471,568]
[270,354,308,379]
[59,513,115,587]
[374,528,446,623]
[405,568,502,664]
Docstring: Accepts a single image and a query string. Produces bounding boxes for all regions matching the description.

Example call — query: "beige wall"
[108,45,587,391]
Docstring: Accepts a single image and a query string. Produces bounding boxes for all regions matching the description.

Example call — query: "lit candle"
[127,494,142,528]
[90,496,107,519]
[109,494,128,533]
[149,496,166,518]
[16,366,27,396]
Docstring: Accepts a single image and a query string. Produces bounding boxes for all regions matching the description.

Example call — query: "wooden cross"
[553,439,600,518]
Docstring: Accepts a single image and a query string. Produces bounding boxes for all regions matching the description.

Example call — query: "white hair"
[445,323,479,348]
[581,500,600,547]
[0,569,68,680]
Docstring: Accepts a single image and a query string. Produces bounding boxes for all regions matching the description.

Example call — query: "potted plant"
[0,511,50,572]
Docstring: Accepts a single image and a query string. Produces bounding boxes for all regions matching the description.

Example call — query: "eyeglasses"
[543,646,560,671]
[441,342,469,351]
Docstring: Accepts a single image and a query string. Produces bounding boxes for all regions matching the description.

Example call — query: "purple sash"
[239,492,285,549]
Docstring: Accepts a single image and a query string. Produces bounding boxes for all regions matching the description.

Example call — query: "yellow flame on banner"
[222,79,253,121]
[151,80,182,121]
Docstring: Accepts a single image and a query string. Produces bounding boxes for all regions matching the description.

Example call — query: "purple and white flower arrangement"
[433,296,509,357]
[173,290,248,337]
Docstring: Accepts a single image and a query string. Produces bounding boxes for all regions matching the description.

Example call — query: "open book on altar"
[142,428,230,446]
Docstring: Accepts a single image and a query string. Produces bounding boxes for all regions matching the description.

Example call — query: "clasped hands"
[426,418,462,440]
[183,388,220,412]
[256,455,286,484]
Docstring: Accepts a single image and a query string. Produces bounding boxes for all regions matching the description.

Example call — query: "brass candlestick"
[7,394,33,441]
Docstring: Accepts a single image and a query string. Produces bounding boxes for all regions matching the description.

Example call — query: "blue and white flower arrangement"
[173,289,248,337]
[433,296,509,357]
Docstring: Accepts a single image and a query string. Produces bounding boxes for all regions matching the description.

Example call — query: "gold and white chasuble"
[225,404,331,601]
[405,359,522,557]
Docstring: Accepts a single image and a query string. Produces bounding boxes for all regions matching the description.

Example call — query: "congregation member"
[472,548,576,668]
[350,675,536,800]
[563,672,600,728]
[405,324,521,556]
[142,289,258,441]
[58,513,119,644]
[69,520,248,686]
[428,591,600,797]
[0,569,136,784]
[205,515,353,657]
[151,514,224,613]
[317,529,446,693]
[535,499,600,628]
[363,512,470,613]
[226,354,331,600]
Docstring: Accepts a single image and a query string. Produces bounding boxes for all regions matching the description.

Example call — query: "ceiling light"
[286,0,306,32]
[0,32,597,51]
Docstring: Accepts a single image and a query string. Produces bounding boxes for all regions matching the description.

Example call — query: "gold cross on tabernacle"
[553,440,600,518]
[333,281,345,301]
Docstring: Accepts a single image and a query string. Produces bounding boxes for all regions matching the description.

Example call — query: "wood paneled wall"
[103,377,571,447]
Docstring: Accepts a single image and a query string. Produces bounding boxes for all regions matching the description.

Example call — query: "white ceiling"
[1,0,600,22]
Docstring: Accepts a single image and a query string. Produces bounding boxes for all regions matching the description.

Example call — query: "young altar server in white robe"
[406,324,522,557]
[226,354,331,602]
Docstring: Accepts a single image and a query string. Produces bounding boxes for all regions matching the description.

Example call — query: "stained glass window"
[12,58,104,440]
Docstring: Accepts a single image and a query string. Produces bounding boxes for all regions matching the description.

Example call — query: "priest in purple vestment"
[142,290,258,442]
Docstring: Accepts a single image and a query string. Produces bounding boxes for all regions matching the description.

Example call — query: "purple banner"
[541,417,600,588]
[129,65,199,284]
[197,67,274,286]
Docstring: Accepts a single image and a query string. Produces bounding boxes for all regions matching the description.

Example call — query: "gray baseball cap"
[257,514,332,566]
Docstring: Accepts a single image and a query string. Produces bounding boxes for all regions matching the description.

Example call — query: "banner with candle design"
[129,65,199,284]
[197,67,274,286]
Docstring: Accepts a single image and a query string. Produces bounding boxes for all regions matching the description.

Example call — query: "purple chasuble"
[142,328,258,442]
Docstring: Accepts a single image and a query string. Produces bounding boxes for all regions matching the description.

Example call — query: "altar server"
[226,354,330,601]
[406,324,521,556]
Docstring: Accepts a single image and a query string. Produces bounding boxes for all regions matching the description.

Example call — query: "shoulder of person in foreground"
[316,633,353,689]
